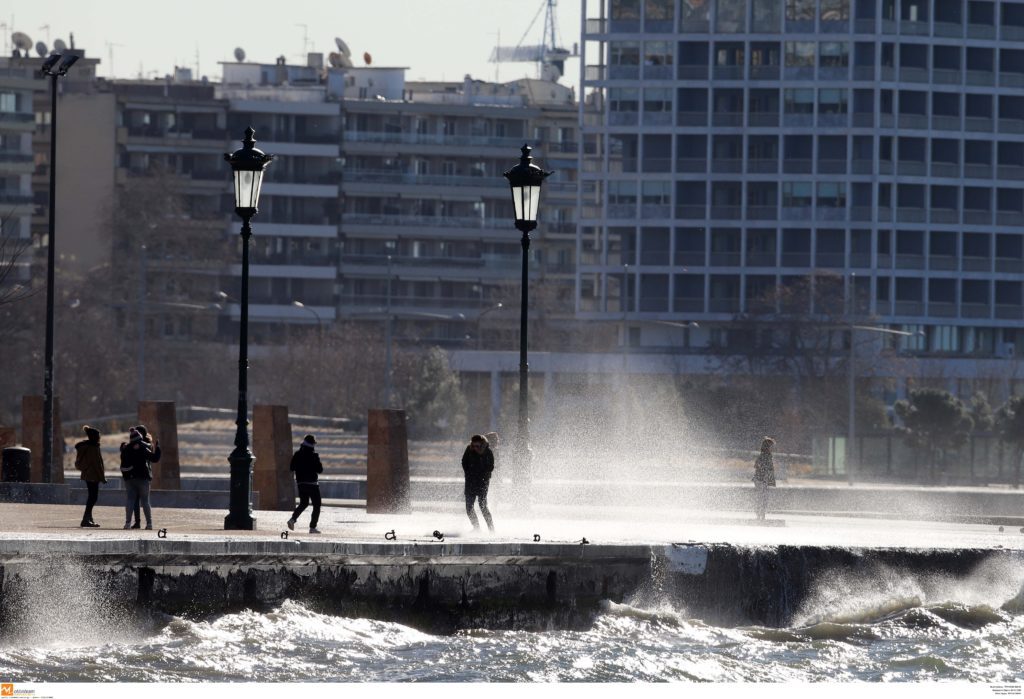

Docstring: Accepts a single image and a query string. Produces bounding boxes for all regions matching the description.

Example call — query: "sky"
[3,0,582,92]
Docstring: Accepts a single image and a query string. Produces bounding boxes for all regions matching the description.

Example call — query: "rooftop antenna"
[195,43,200,78]
[106,41,124,78]
[295,23,310,60]
[37,24,49,41]
[0,17,12,56]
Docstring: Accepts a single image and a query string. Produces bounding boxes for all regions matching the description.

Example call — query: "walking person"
[120,427,161,530]
[752,436,777,521]
[462,434,495,532]
[74,426,106,527]
[287,434,323,534]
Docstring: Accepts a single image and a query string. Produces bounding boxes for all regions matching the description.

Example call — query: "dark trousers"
[82,481,99,523]
[465,481,494,531]
[291,483,321,528]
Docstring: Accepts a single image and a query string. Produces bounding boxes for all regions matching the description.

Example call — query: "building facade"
[578,0,1024,398]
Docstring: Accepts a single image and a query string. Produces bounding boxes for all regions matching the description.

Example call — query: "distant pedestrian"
[462,434,495,532]
[287,434,323,534]
[126,425,154,528]
[752,437,777,521]
[74,426,106,527]
[120,427,161,530]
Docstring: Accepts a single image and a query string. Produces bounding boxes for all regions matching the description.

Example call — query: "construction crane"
[489,0,575,82]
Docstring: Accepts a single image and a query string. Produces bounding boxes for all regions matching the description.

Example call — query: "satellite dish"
[334,37,351,58]
[336,53,353,68]
[35,42,48,57]
[363,52,372,65]
[328,52,343,68]
[53,38,67,52]
[12,32,32,51]
[234,47,246,62]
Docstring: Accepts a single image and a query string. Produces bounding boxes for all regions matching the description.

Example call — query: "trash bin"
[2,446,31,482]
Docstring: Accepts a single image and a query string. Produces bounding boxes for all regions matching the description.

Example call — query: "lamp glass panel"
[524,185,541,221]
[234,169,265,209]
[511,185,526,220]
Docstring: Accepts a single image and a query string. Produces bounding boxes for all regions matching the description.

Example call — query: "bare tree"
[0,210,34,307]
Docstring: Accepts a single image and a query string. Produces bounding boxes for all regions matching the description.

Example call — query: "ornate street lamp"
[503,144,551,497]
[39,52,79,484]
[223,127,273,530]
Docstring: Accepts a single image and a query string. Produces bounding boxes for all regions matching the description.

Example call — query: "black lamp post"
[223,127,273,530]
[39,52,79,484]
[503,144,551,495]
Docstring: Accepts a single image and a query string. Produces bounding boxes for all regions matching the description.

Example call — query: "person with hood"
[287,434,323,534]
[120,427,161,530]
[74,426,106,527]
[752,436,777,521]
[124,424,153,529]
[462,434,495,532]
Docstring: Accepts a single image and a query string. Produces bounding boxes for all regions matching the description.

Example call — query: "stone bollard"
[366,409,410,514]
[138,401,181,489]
[21,395,63,483]
[0,427,15,450]
[253,404,295,511]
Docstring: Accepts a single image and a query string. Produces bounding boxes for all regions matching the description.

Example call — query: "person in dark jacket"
[125,424,153,528]
[752,436,777,521]
[287,434,323,533]
[120,427,161,530]
[74,426,106,527]
[462,434,495,532]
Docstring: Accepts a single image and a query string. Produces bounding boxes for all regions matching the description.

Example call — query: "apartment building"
[340,73,582,347]
[578,0,1024,398]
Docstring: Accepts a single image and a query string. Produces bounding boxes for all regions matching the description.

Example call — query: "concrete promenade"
[0,497,1021,631]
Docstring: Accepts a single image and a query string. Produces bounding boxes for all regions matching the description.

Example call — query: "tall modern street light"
[39,51,79,484]
[844,275,920,484]
[223,127,273,530]
[503,144,551,491]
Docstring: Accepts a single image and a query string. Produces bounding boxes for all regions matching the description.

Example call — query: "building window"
[787,0,816,21]
[899,325,926,351]
[784,88,815,114]
[783,182,813,208]
[819,88,848,114]
[785,42,816,67]
[817,182,847,208]
[611,0,640,19]
[752,0,783,31]
[931,326,960,353]
[716,0,747,32]
[821,0,850,22]
[820,42,849,68]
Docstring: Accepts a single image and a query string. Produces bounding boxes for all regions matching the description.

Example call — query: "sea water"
[0,594,1021,683]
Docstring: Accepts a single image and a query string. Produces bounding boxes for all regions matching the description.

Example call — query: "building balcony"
[932,69,962,85]
[964,163,993,178]
[968,23,997,39]
[928,302,957,318]
[996,304,1024,319]
[338,294,491,312]
[934,21,963,38]
[966,70,995,87]
[931,208,959,224]
[709,252,741,266]
[996,258,1024,273]
[708,298,740,313]
[341,169,505,192]
[931,162,960,178]
[962,256,991,272]
[746,206,777,220]
[962,303,992,319]
[930,255,958,271]
[965,117,994,133]
[746,158,777,174]
[963,209,993,225]
[894,301,924,316]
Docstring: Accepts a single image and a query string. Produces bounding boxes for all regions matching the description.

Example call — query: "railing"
[0,112,34,123]
[344,213,511,230]
[962,256,991,272]
[343,131,529,150]
[0,193,33,204]
[342,169,504,189]
[0,152,33,162]
[338,294,493,310]
[962,303,992,319]
[929,302,957,318]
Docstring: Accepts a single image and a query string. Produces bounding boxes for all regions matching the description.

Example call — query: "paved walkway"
[0,500,1021,553]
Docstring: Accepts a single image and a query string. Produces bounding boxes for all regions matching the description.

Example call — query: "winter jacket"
[74,439,106,483]
[290,445,323,484]
[752,451,776,487]
[462,445,494,490]
[120,441,161,481]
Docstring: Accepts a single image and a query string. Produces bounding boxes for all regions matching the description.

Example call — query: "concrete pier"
[0,502,1021,633]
